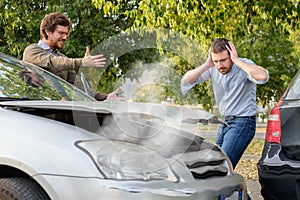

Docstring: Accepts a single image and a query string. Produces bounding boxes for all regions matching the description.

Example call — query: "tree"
[1,0,300,109]
[0,0,123,58]
[0,0,132,95]
[93,0,300,108]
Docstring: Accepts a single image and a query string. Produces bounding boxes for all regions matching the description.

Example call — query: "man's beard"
[56,40,65,49]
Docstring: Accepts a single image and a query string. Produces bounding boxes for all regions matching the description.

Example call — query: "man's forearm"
[182,64,211,83]
[233,58,268,81]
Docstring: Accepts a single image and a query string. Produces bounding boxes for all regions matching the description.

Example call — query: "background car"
[257,70,300,199]
[0,52,247,200]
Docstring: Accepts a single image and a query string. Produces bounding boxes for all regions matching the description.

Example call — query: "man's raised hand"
[82,47,106,67]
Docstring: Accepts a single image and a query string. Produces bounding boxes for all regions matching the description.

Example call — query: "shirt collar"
[38,40,57,54]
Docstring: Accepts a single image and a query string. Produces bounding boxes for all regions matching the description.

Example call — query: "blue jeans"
[216,117,256,169]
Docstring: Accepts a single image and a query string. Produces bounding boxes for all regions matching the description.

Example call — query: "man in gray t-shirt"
[181,38,269,169]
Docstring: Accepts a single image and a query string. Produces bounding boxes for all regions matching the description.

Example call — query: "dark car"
[0,52,248,200]
[257,70,300,199]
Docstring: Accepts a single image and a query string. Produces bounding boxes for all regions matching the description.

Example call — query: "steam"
[120,57,179,102]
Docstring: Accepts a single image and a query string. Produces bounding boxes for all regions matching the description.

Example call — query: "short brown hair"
[211,38,230,54]
[40,12,71,40]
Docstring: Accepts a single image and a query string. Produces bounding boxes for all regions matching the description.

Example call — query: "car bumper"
[258,142,300,199]
[35,174,247,200]
[258,166,300,200]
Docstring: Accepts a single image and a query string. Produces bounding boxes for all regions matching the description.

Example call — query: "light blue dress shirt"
[37,40,58,55]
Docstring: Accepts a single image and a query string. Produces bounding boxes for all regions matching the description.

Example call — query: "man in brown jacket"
[23,12,118,101]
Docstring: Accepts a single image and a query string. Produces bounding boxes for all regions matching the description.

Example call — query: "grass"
[244,139,265,156]
[236,138,265,181]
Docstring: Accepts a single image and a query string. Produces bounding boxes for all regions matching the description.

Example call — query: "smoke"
[72,28,220,174]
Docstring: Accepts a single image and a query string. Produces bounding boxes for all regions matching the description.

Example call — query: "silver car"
[0,52,247,200]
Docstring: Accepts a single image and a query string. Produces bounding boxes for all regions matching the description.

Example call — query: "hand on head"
[226,42,239,63]
[82,47,106,67]
[205,47,214,68]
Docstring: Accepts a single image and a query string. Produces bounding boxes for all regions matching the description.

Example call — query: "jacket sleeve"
[23,44,82,73]
[73,78,107,101]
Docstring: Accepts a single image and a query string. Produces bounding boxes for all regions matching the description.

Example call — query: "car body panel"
[0,52,247,199]
[280,101,300,160]
[0,107,101,177]
[258,70,300,199]
[0,100,218,123]
[34,174,245,200]
[0,104,246,199]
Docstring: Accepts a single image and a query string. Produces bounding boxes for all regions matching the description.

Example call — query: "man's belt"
[223,115,256,121]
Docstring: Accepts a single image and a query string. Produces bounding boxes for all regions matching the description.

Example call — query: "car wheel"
[0,178,50,200]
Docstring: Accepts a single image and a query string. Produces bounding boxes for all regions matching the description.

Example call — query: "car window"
[285,71,300,100]
[0,53,95,101]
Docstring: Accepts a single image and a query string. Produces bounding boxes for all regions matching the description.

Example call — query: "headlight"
[77,140,178,182]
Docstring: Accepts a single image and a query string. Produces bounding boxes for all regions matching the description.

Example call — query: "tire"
[0,178,50,200]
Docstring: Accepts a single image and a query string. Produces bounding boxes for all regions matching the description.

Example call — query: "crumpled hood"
[0,100,222,124]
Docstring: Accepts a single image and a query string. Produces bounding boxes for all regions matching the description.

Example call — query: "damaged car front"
[0,52,247,199]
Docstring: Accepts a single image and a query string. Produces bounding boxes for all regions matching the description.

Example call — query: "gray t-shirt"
[181,58,269,116]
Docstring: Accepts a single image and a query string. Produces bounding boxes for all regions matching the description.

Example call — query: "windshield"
[0,53,95,101]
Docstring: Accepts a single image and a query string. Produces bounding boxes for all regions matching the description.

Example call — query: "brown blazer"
[23,44,107,100]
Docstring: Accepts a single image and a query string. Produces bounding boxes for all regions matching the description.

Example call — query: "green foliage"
[1,0,300,110]
[0,0,129,96]
[0,0,122,58]
[93,0,300,109]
